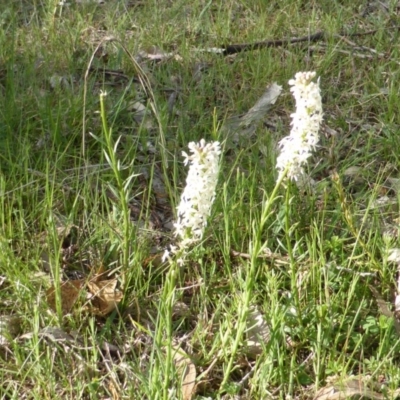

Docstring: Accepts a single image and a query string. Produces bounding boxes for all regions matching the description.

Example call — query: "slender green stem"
[99,92,132,277]
[157,253,182,400]
[220,169,288,391]
[284,183,302,330]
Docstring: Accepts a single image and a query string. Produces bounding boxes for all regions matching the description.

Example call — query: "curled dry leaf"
[245,307,270,358]
[46,279,85,315]
[369,285,400,336]
[0,315,22,339]
[172,301,190,319]
[128,100,155,130]
[38,327,76,343]
[46,272,122,317]
[0,315,22,346]
[223,82,282,144]
[313,377,400,400]
[388,248,400,264]
[87,278,123,316]
[172,346,197,400]
[19,327,75,342]
[241,82,282,124]
[138,46,174,61]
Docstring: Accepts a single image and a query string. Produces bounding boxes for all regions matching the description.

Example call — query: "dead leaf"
[38,327,76,342]
[137,46,174,62]
[343,166,363,178]
[172,302,190,319]
[86,264,112,284]
[128,100,154,129]
[46,268,123,317]
[172,346,196,400]
[387,177,400,194]
[195,47,225,54]
[245,307,270,358]
[87,278,123,316]
[241,83,282,125]
[49,74,71,90]
[192,62,210,83]
[46,279,85,315]
[0,315,22,339]
[223,82,282,144]
[20,327,73,342]
[369,195,397,210]
[388,249,400,264]
[313,377,393,400]
[369,285,400,336]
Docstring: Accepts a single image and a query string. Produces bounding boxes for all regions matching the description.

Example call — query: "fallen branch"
[221,31,325,55]
[219,27,395,56]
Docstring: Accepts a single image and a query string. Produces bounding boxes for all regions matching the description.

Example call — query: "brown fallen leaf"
[46,279,85,315]
[87,278,123,316]
[172,346,197,400]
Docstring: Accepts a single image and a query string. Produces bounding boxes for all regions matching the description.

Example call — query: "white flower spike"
[174,139,221,249]
[162,139,220,263]
[276,71,323,182]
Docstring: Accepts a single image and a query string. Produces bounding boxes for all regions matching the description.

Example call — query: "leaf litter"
[87,278,123,316]
[244,307,271,358]
[313,375,400,400]
[46,275,122,317]
[46,279,85,315]
[172,344,197,400]
[222,82,282,145]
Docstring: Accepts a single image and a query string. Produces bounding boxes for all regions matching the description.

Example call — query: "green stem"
[99,92,131,278]
[160,258,180,400]
[220,169,287,392]
[284,182,302,329]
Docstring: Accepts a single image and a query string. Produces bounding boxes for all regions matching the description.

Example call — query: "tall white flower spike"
[163,139,221,262]
[388,249,400,315]
[276,71,323,182]
[175,139,221,247]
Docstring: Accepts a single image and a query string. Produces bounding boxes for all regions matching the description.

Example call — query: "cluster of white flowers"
[276,71,323,182]
[163,139,221,262]
[163,72,323,263]
[388,249,400,314]
[175,139,221,247]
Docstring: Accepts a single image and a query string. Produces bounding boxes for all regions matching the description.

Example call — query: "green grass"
[1,0,400,399]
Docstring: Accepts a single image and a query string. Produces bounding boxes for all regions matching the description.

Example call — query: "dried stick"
[219,27,399,56]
